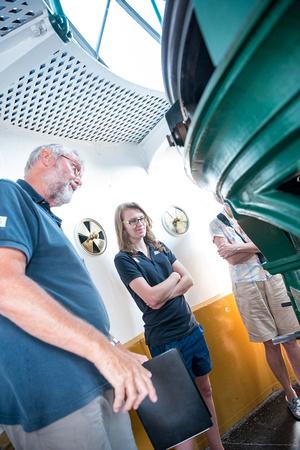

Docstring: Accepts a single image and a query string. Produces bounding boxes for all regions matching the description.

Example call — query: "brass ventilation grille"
[0,0,169,144]
[162,205,190,236]
[77,219,107,256]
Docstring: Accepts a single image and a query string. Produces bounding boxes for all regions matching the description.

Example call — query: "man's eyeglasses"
[122,216,147,226]
[60,154,82,177]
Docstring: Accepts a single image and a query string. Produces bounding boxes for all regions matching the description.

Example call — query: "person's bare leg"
[195,374,224,450]
[175,437,194,450]
[282,340,300,387]
[264,340,297,402]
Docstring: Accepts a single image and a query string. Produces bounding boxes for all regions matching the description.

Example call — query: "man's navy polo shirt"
[0,179,111,431]
[114,242,198,348]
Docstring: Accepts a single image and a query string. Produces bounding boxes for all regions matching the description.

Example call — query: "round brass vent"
[162,206,189,236]
[76,218,107,256]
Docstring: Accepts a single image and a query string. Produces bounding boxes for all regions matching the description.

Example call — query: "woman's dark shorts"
[149,325,212,378]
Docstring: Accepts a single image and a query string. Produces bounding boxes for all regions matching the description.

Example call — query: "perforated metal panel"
[0,0,169,144]
[0,0,43,36]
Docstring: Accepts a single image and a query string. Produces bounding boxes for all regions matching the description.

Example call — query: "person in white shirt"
[209,199,300,420]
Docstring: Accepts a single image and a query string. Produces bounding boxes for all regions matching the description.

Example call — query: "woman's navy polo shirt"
[0,179,111,432]
[114,242,198,348]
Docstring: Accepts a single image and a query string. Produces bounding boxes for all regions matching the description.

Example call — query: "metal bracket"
[272,331,300,345]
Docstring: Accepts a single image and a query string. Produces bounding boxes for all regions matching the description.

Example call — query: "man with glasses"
[0,144,157,450]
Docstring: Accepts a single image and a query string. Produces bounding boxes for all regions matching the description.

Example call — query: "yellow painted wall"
[126,293,296,450]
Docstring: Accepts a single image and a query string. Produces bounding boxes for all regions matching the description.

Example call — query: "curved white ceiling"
[0,0,169,144]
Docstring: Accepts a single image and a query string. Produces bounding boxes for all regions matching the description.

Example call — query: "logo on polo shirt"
[133,257,140,263]
[0,216,7,227]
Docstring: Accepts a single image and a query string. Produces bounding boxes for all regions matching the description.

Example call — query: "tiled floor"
[218,383,300,450]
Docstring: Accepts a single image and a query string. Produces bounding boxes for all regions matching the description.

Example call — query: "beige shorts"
[232,274,300,343]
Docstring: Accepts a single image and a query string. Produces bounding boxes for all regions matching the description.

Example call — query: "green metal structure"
[162,0,300,330]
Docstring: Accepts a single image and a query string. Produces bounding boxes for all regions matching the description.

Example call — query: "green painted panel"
[185,0,300,323]
[186,0,300,237]
[191,0,261,65]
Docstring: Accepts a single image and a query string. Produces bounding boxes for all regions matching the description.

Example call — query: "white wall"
[0,124,231,343]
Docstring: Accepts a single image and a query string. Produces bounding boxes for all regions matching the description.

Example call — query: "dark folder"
[137,347,212,449]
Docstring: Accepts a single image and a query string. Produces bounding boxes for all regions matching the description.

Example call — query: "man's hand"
[214,238,259,265]
[124,349,148,365]
[113,340,149,364]
[0,248,157,415]
[218,243,238,259]
[93,342,157,413]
